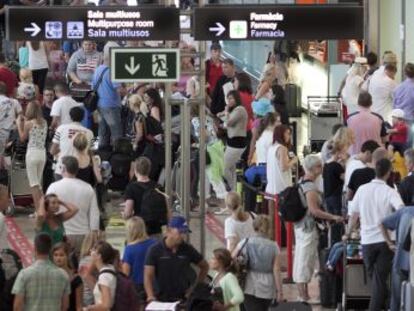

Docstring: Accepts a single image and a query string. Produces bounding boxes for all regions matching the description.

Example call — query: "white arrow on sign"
[125,57,140,75]
[209,22,226,37]
[24,22,41,37]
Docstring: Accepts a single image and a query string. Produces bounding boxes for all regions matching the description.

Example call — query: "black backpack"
[278,180,311,223]
[139,183,168,227]
[98,270,140,311]
[108,152,133,191]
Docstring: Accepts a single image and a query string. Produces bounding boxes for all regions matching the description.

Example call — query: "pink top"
[346,108,386,155]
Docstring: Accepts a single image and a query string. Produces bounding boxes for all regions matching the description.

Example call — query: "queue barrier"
[236,175,294,283]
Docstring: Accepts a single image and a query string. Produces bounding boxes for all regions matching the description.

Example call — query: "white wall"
[405,0,414,63]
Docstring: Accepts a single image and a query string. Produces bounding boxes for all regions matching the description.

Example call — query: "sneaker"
[307,298,321,305]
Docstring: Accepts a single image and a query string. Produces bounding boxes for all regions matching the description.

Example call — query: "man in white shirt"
[347,158,404,311]
[0,184,9,249]
[50,82,82,129]
[50,106,93,180]
[344,140,380,194]
[46,156,99,257]
[367,52,398,122]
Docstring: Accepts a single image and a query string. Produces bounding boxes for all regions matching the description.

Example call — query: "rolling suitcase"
[401,281,414,311]
[285,83,302,117]
[319,248,342,308]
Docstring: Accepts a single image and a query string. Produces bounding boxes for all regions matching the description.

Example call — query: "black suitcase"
[319,248,342,308]
[0,169,8,186]
[285,83,302,117]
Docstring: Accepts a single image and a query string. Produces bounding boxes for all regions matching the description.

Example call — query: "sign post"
[6,6,180,41]
[194,5,364,40]
[110,48,180,83]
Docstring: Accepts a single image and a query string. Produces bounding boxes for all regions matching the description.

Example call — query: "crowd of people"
[0,20,413,311]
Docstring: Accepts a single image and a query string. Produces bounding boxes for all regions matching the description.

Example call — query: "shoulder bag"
[84,67,109,112]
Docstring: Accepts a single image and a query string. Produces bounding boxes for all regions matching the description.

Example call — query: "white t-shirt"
[352,179,404,245]
[224,214,255,249]
[27,42,49,71]
[52,122,93,175]
[368,66,397,122]
[342,74,364,115]
[93,265,117,307]
[344,156,365,191]
[50,96,82,126]
[255,129,273,164]
[0,213,9,249]
[46,178,99,235]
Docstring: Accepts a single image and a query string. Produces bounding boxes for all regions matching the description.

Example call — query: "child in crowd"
[326,231,361,272]
[52,242,83,311]
[387,108,409,155]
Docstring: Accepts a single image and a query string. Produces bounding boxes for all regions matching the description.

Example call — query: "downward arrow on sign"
[125,57,140,75]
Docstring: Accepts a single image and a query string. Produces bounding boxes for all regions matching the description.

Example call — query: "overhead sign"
[194,5,364,40]
[6,6,180,41]
[110,48,180,83]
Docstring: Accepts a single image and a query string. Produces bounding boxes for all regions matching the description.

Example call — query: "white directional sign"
[208,22,226,37]
[24,22,42,37]
[111,48,180,83]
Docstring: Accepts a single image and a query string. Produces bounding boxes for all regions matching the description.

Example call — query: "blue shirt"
[123,238,157,285]
[92,65,121,109]
[382,206,414,272]
[393,78,414,121]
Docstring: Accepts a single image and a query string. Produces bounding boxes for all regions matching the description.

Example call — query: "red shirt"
[0,67,18,97]
[239,91,254,130]
[206,59,223,95]
[391,121,408,144]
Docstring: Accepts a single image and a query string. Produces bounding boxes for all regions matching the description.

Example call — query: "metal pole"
[183,101,192,225]
[164,84,172,210]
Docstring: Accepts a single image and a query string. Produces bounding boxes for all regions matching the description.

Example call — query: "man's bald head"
[372,147,389,165]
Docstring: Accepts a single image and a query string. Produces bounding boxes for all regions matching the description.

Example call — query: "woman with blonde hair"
[233,215,283,311]
[122,216,156,307]
[73,132,102,187]
[322,126,354,163]
[255,63,277,100]
[223,192,255,253]
[17,100,47,210]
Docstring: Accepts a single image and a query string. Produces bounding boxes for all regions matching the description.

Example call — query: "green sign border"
[110,47,181,83]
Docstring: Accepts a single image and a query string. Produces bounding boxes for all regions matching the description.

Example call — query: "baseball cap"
[252,98,274,117]
[168,216,191,233]
[391,108,405,119]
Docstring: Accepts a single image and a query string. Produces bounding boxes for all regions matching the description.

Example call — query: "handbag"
[83,67,109,112]
[235,238,249,289]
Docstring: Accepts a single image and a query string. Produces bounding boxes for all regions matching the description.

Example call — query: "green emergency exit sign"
[110,48,180,83]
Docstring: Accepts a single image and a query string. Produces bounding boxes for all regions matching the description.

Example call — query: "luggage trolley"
[6,141,33,215]
[341,240,371,310]
[307,96,342,152]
